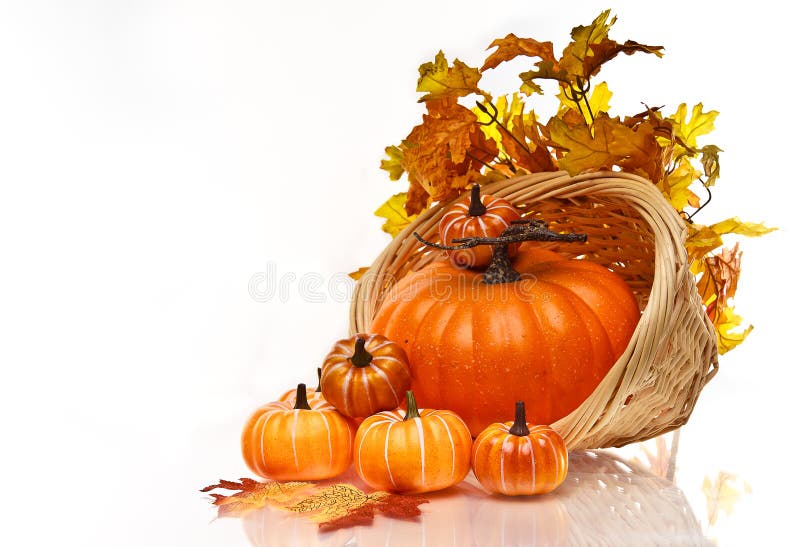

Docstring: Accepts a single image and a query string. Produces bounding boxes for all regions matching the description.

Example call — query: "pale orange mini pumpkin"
[472,401,568,495]
[241,384,355,481]
[439,184,522,268]
[320,333,411,418]
[354,391,472,493]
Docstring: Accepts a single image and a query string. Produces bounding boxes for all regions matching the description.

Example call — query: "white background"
[1,1,796,545]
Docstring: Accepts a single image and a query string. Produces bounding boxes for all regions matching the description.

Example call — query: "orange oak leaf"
[317,491,429,532]
[399,98,496,212]
[481,33,556,72]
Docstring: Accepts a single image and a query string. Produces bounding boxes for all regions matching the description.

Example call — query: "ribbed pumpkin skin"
[241,397,355,481]
[320,333,411,418]
[354,408,472,493]
[370,243,640,435]
[472,423,568,495]
[439,193,521,268]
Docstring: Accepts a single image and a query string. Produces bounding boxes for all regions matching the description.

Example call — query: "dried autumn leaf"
[669,103,718,151]
[583,39,663,78]
[560,10,621,79]
[547,115,614,174]
[348,267,370,281]
[481,33,556,72]
[696,244,742,319]
[318,492,428,532]
[400,98,495,209]
[715,307,754,355]
[380,145,404,181]
[557,81,613,122]
[659,157,701,210]
[699,144,722,186]
[375,193,417,237]
[203,479,428,532]
[417,51,484,102]
[475,96,557,173]
[686,218,776,264]
[201,478,315,517]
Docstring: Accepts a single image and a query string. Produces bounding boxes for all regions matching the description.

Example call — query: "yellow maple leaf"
[417,51,484,102]
[669,102,718,150]
[547,115,615,174]
[557,81,613,123]
[659,156,701,210]
[687,218,775,264]
[380,145,404,181]
[374,193,417,237]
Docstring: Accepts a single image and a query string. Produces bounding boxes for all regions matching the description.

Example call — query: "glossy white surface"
[231,451,710,547]
[1,1,796,545]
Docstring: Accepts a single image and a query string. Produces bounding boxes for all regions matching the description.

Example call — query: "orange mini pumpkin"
[439,184,521,268]
[241,384,355,481]
[354,391,472,493]
[320,333,411,418]
[472,401,568,495]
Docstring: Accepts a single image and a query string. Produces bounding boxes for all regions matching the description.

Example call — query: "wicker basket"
[350,171,719,449]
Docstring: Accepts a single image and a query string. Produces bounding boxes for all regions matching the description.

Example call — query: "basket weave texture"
[350,171,719,449]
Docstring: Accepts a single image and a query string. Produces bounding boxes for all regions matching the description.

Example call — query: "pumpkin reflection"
[242,506,350,547]
[472,492,569,546]
[354,488,474,547]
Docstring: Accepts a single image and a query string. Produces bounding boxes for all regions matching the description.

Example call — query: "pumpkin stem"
[350,337,374,367]
[403,390,421,420]
[509,401,530,436]
[293,383,311,410]
[467,184,487,216]
[412,220,587,285]
[483,245,521,284]
[314,367,322,391]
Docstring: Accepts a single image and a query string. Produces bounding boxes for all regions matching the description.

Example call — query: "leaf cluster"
[375,10,774,353]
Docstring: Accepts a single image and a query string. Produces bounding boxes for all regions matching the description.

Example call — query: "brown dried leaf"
[481,34,556,72]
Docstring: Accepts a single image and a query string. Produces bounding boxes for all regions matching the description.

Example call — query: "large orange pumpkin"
[370,231,640,436]
[439,184,521,268]
[354,391,472,493]
[472,401,569,495]
[241,384,355,480]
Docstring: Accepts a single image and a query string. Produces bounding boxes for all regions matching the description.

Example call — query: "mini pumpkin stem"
[404,390,421,420]
[509,401,530,436]
[467,184,487,216]
[294,383,311,410]
[315,367,322,392]
[350,337,374,367]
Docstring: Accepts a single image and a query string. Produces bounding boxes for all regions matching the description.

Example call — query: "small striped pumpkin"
[241,384,355,481]
[320,333,411,418]
[354,391,472,493]
[472,401,568,495]
[439,183,521,268]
